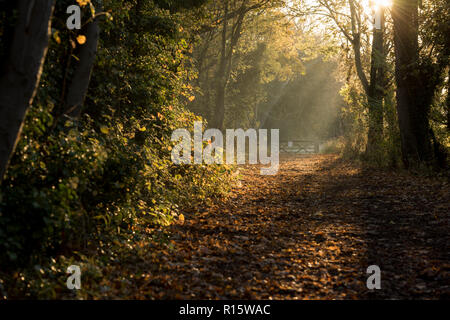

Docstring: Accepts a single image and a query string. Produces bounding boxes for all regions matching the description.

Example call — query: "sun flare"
[371,0,392,9]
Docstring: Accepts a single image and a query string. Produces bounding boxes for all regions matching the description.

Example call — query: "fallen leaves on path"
[81,155,450,299]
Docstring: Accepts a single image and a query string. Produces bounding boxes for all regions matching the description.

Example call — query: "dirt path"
[129,155,449,299]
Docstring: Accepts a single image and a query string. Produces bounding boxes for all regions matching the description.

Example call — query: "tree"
[0,0,55,181]
[193,0,298,129]
[65,0,103,119]
[212,0,274,129]
[392,0,448,168]
[447,70,450,131]
[366,3,386,152]
[301,0,388,153]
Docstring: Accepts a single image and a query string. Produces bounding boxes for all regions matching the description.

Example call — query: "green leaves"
[0,1,235,297]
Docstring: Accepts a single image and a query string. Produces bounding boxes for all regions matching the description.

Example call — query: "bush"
[0,0,234,270]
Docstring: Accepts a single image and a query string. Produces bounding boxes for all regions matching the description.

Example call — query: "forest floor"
[86,154,450,299]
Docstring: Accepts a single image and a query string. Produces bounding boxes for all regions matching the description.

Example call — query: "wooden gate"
[280,140,320,154]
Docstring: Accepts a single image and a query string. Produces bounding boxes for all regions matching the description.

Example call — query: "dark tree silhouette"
[0,0,55,180]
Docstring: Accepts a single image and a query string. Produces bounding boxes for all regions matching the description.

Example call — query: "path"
[123,155,450,299]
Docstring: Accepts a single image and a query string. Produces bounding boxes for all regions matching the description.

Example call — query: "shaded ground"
[100,155,450,299]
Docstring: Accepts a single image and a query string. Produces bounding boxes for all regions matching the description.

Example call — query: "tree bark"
[64,1,102,119]
[0,0,55,181]
[346,1,386,152]
[366,8,385,152]
[212,0,229,130]
[392,0,434,167]
[447,69,450,132]
[349,1,369,93]
[213,1,249,130]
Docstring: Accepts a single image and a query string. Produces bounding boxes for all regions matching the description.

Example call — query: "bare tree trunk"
[392,0,433,168]
[65,1,102,119]
[0,0,55,181]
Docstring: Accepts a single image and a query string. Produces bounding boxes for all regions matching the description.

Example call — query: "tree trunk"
[0,1,18,63]
[349,0,369,92]
[65,1,102,119]
[366,9,385,152]
[348,0,385,153]
[212,0,229,130]
[392,0,434,168]
[0,0,55,181]
[447,69,450,132]
[213,2,248,130]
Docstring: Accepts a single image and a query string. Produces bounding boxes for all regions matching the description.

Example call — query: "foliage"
[0,0,233,271]
[0,0,449,300]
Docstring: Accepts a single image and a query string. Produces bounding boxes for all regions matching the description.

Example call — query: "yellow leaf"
[76,35,87,45]
[89,2,96,17]
[76,0,90,7]
[188,96,196,102]
[53,31,61,44]
[100,126,109,134]
[178,214,185,224]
